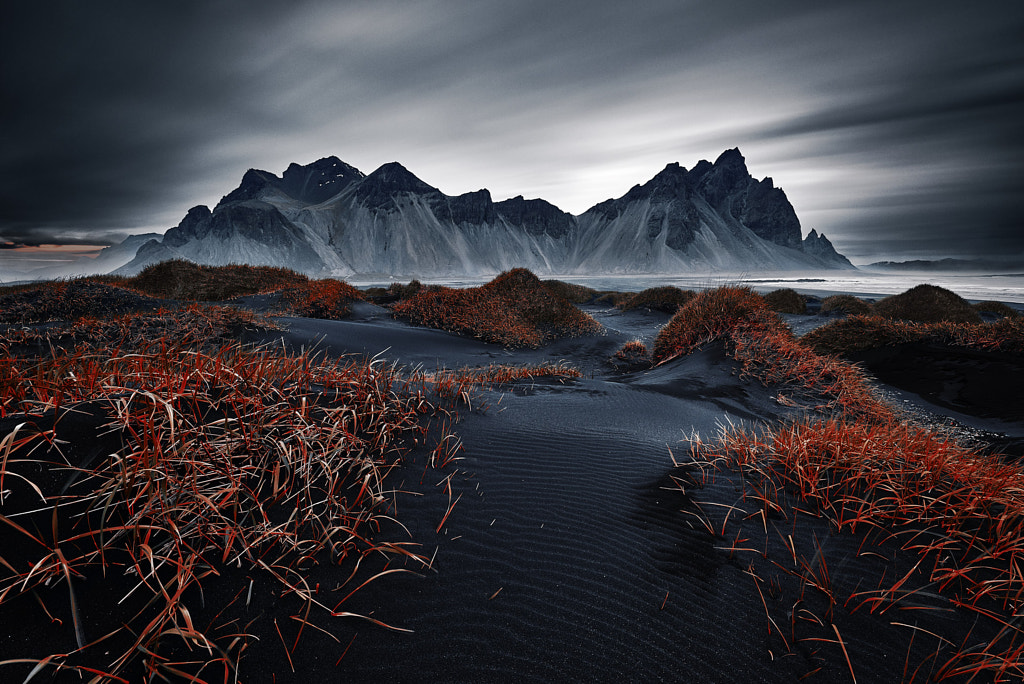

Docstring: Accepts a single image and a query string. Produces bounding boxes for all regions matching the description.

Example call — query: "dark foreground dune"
[2,290,1023,682]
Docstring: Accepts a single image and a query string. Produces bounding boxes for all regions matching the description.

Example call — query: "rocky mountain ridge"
[115,149,854,278]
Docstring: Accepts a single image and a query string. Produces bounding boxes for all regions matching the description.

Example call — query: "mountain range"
[82,149,854,279]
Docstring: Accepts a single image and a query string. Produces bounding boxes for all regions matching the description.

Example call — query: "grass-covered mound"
[872,283,981,324]
[0,279,168,324]
[0,261,365,323]
[652,287,885,419]
[973,300,1021,320]
[801,314,1024,357]
[103,259,311,300]
[820,294,872,316]
[541,279,599,304]
[763,288,806,315]
[617,286,695,313]
[119,260,364,319]
[391,268,601,347]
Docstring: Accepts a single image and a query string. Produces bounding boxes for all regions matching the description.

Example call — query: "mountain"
[115,149,853,278]
[865,258,1024,273]
[24,232,164,280]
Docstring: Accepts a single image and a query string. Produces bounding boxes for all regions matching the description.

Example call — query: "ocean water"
[354,270,1024,306]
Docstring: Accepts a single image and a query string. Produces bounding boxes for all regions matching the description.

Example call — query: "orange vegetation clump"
[281,277,364,319]
[392,268,601,347]
[653,286,888,420]
[688,414,1024,681]
[614,339,649,363]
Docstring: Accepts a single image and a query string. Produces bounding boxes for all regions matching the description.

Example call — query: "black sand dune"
[3,297,1023,682]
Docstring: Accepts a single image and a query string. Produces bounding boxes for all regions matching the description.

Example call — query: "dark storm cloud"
[1,0,1022,264]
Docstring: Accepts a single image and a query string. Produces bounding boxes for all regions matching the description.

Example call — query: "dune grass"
[391,268,601,347]
[763,288,806,315]
[872,284,982,324]
[973,300,1021,320]
[655,285,1024,680]
[0,299,587,680]
[541,279,599,304]
[616,286,695,313]
[613,339,649,364]
[801,314,1024,357]
[820,294,873,316]
[0,261,365,323]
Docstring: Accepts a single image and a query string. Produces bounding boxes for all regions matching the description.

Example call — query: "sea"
[352,270,1024,308]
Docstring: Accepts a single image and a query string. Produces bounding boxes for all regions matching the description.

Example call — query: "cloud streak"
[2,0,1022,265]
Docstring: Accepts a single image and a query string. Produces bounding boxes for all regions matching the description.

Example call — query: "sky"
[2,0,1023,273]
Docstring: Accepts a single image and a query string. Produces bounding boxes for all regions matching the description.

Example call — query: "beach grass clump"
[872,284,981,324]
[280,278,364,319]
[801,314,1024,357]
[0,279,167,324]
[0,297,568,679]
[687,412,1024,681]
[820,294,872,316]
[617,286,695,313]
[112,259,311,301]
[613,339,649,364]
[594,291,632,307]
[763,288,806,315]
[653,287,889,420]
[541,279,599,304]
[392,268,601,347]
[973,300,1021,320]
[651,286,782,363]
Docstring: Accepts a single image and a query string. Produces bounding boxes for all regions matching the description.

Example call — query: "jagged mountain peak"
[364,161,432,188]
[218,156,364,207]
[356,162,438,209]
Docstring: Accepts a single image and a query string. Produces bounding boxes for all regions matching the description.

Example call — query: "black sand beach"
[2,282,1023,683]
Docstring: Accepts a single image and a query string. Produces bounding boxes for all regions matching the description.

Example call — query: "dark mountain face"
[433,190,499,225]
[494,196,576,238]
[163,202,304,249]
[217,157,364,207]
[354,162,439,210]
[279,157,364,204]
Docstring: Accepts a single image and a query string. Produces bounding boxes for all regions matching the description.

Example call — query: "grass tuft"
[801,314,1024,357]
[617,286,695,313]
[392,268,601,347]
[872,284,981,324]
[820,294,872,317]
[764,288,806,315]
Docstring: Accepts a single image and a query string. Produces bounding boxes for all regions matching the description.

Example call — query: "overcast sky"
[2,0,1022,267]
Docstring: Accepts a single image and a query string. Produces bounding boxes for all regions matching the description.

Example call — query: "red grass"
[653,287,890,421]
[0,297,588,679]
[392,268,601,347]
[613,340,649,364]
[280,278,364,319]
[690,416,1024,680]
[657,285,1024,678]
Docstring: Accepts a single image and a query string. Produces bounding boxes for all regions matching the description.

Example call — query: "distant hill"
[865,258,1024,273]
[110,149,854,279]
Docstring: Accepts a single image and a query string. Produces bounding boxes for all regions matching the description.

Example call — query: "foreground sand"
[239,301,1021,681]
[3,296,1023,682]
